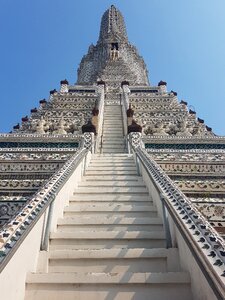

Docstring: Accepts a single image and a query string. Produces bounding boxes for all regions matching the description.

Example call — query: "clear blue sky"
[0,0,224,135]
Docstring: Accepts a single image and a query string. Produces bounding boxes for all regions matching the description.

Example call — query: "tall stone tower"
[0,5,224,300]
[77,5,149,87]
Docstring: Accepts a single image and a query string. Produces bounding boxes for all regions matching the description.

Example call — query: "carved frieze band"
[159,163,225,175]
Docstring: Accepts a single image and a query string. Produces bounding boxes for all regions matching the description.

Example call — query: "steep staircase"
[25,154,193,300]
[101,103,125,153]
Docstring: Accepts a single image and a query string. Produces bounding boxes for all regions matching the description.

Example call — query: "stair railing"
[0,132,94,272]
[128,132,225,300]
[121,84,130,151]
[95,84,105,153]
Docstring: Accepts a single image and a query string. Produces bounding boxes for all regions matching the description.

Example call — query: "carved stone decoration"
[0,201,27,219]
[152,123,168,136]
[195,203,225,221]
[129,132,142,148]
[54,119,68,135]
[83,132,94,150]
[35,117,49,134]
[176,119,192,137]
[174,179,225,193]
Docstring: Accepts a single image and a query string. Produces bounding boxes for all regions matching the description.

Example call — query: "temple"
[0,5,225,300]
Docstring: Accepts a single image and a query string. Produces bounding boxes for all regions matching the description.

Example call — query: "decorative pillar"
[60,79,69,93]
[49,89,57,101]
[158,80,167,94]
[129,132,143,148]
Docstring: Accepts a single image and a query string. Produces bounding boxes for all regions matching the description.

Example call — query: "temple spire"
[98,5,128,42]
[77,5,149,86]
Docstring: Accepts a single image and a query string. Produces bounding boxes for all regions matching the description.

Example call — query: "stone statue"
[55,119,67,134]
[176,119,192,136]
[35,117,48,134]
[153,122,168,136]
[110,45,119,61]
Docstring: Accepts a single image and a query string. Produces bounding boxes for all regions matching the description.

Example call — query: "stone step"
[103,124,123,127]
[104,116,122,118]
[102,140,124,144]
[103,110,122,116]
[103,129,123,132]
[103,120,122,122]
[50,231,165,240]
[49,258,167,273]
[104,106,121,108]
[102,136,125,139]
[102,142,125,149]
[73,187,147,194]
[104,110,122,112]
[87,166,135,171]
[91,157,133,161]
[103,126,123,129]
[48,248,179,273]
[102,145,125,149]
[104,109,121,111]
[103,131,123,133]
[101,148,125,152]
[104,107,121,109]
[102,137,124,141]
[102,133,124,136]
[64,203,156,213]
[104,108,121,110]
[49,232,166,249]
[64,212,156,218]
[104,117,122,120]
[102,132,124,135]
[102,137,124,140]
[102,134,124,137]
[58,216,161,225]
[70,194,150,202]
[103,130,123,132]
[100,146,125,150]
[85,170,137,175]
[26,272,192,300]
[69,201,153,208]
[81,175,139,181]
[57,217,163,231]
[92,156,130,158]
[91,157,132,160]
[102,151,126,154]
[57,224,163,232]
[102,140,125,144]
[88,163,135,168]
[101,145,125,149]
[85,170,137,176]
[104,114,122,117]
[103,122,123,126]
[104,113,122,115]
[79,181,144,187]
[104,118,122,121]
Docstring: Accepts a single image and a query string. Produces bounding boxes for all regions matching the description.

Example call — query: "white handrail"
[121,84,130,149]
[0,133,94,271]
[95,84,105,153]
[128,132,225,299]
